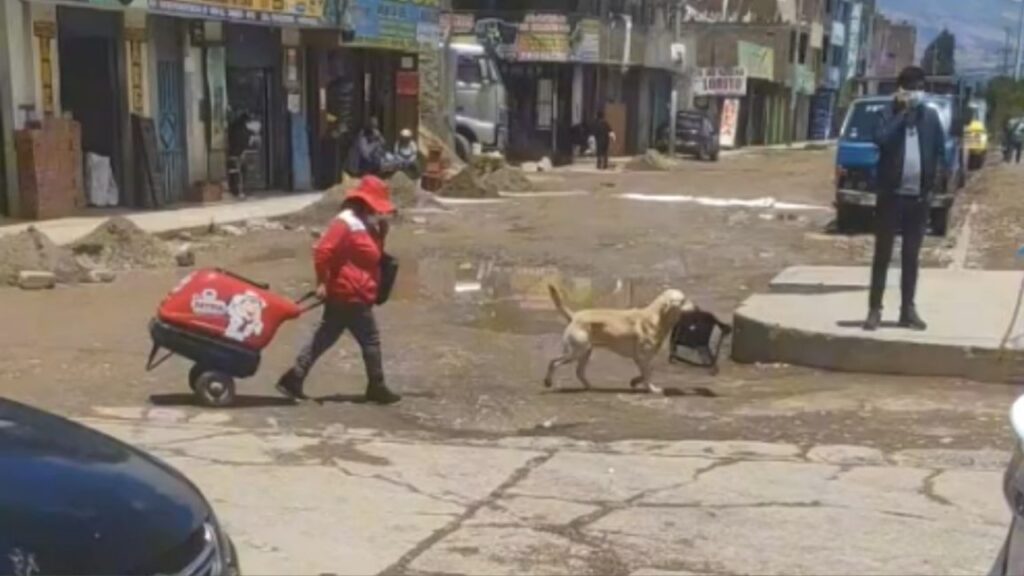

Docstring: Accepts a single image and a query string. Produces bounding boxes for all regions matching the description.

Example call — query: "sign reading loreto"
[693,67,747,96]
[737,41,774,81]
[351,0,441,50]
[516,13,570,62]
[148,0,326,26]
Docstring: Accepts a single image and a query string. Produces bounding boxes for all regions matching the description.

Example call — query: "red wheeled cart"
[147,268,320,407]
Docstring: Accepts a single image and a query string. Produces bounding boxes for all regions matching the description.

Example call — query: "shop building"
[0,0,439,218]
[449,0,693,162]
[684,0,825,147]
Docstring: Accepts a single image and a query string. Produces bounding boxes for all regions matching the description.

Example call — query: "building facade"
[0,0,441,217]
[683,0,826,147]
[448,0,694,161]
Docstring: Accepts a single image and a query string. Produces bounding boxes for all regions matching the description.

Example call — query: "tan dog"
[545,286,695,394]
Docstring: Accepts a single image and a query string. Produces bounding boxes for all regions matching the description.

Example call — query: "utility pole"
[787,0,804,145]
[669,0,682,157]
[1015,0,1024,80]
[1003,27,1013,77]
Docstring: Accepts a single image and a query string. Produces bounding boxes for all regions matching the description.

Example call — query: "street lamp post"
[1015,0,1024,80]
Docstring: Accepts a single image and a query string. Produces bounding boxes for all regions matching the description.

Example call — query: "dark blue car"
[834,94,965,236]
[0,399,240,575]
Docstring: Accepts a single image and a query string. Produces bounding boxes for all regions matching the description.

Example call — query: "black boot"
[275,369,308,401]
[366,380,401,405]
[899,307,928,331]
[863,308,882,331]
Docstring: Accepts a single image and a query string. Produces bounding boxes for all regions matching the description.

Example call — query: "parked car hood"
[0,399,209,575]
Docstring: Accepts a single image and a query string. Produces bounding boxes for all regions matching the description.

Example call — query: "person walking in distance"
[864,66,946,332]
[592,111,616,170]
[276,176,401,405]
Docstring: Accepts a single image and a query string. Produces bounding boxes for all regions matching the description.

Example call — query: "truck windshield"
[842,101,890,142]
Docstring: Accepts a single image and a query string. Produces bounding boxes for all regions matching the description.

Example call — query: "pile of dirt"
[626,149,676,171]
[388,172,419,208]
[284,178,359,227]
[70,217,175,270]
[438,167,499,199]
[483,166,535,193]
[0,227,89,285]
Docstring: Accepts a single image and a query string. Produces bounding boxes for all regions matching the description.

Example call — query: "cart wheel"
[193,371,236,408]
[188,364,205,391]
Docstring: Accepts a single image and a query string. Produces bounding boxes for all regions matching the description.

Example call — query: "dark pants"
[290,301,384,391]
[227,156,245,197]
[1015,143,1022,164]
[596,142,610,170]
[869,195,928,311]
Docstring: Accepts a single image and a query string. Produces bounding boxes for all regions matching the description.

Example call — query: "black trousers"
[596,143,610,170]
[291,301,384,389]
[869,195,928,311]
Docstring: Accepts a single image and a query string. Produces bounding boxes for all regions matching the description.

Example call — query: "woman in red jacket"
[276,176,400,404]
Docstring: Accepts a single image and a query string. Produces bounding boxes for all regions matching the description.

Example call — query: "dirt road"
[0,149,1015,450]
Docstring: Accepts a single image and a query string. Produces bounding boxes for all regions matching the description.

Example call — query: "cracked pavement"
[84,406,1007,576]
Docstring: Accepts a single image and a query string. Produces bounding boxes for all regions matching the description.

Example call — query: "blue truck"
[834,93,967,237]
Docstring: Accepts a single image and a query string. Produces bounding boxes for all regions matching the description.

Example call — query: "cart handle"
[296,291,325,314]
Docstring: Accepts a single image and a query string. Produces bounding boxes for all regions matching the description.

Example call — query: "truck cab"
[449,41,508,161]
[834,94,964,236]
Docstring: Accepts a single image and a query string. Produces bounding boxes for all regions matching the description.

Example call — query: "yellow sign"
[148,0,325,25]
[738,41,774,81]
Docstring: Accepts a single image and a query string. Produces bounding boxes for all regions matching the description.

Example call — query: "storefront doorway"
[58,6,125,203]
[225,23,284,192]
[151,16,188,203]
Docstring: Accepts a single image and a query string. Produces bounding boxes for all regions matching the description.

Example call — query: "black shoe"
[899,307,928,331]
[863,309,882,331]
[275,370,307,401]
[366,383,402,405]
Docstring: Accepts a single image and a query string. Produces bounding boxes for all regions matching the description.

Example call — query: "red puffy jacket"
[314,209,382,305]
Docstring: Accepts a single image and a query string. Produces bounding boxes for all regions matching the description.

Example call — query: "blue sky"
[877,0,1019,74]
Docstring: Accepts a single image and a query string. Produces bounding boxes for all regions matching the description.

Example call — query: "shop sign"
[440,12,474,40]
[826,65,841,89]
[811,23,823,49]
[845,2,863,80]
[831,21,845,47]
[516,13,570,62]
[719,98,741,149]
[396,70,419,96]
[351,0,441,50]
[793,64,815,95]
[737,41,774,81]
[693,67,747,97]
[570,18,601,62]
[148,0,327,26]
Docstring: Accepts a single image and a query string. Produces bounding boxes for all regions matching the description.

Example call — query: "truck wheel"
[193,371,236,408]
[930,207,950,237]
[968,154,983,171]
[836,205,859,234]
[188,364,206,391]
[709,149,720,162]
[455,134,472,163]
[696,146,706,161]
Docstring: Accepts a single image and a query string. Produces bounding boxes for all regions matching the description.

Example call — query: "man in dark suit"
[864,66,947,332]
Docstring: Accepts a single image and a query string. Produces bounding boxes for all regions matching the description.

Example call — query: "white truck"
[447,40,508,161]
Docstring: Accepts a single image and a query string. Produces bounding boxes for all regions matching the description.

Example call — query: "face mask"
[906,90,925,105]
[366,214,390,228]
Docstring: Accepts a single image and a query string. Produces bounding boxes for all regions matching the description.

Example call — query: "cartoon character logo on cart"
[223,291,267,343]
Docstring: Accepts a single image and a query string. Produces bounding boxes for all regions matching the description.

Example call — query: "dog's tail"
[548,285,574,322]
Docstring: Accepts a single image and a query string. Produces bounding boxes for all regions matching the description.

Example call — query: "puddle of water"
[392,257,683,335]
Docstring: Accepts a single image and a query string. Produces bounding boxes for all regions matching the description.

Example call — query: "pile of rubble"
[70,216,175,271]
[483,166,535,193]
[0,216,199,290]
[0,227,90,288]
[439,167,499,199]
[625,149,677,171]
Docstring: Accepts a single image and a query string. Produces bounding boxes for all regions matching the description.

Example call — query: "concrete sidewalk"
[84,405,1006,576]
[733,266,1024,382]
[0,192,321,245]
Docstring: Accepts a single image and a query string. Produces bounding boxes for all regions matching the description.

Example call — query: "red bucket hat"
[345,176,395,215]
